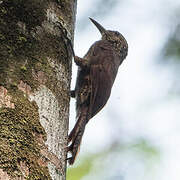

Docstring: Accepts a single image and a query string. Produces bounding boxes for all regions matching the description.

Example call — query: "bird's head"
[89,18,128,58]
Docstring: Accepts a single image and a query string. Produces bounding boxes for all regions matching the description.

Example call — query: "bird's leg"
[67,39,89,68]
[74,56,89,68]
[70,90,76,98]
[69,43,88,99]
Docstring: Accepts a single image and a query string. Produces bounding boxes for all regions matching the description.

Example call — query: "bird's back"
[75,40,122,120]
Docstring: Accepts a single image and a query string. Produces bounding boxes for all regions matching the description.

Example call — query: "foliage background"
[67,0,180,179]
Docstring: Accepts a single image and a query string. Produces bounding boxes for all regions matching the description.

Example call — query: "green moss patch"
[0,91,52,179]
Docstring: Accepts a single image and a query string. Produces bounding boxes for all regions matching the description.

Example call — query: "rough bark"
[0,0,77,179]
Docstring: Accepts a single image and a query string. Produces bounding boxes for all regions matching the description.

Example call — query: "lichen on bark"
[0,90,51,179]
[0,0,76,179]
[0,0,71,94]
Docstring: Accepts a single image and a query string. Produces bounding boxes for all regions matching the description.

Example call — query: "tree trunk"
[0,1,76,179]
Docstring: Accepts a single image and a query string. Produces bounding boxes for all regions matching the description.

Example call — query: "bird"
[67,18,128,165]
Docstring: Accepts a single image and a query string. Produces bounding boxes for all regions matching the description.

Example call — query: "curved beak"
[89,18,107,35]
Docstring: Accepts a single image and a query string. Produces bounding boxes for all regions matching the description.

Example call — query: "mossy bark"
[0,0,77,179]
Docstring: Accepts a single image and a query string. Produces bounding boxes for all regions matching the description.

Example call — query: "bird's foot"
[70,90,75,98]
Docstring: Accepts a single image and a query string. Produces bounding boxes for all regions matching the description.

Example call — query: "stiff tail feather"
[67,106,88,165]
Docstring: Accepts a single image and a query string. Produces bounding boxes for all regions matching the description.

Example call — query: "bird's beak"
[89,18,107,35]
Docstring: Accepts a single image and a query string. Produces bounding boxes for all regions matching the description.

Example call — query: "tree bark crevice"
[0,0,77,179]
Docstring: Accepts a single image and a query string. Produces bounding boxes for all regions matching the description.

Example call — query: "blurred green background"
[68,0,180,179]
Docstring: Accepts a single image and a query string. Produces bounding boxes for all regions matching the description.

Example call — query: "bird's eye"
[115,31,119,36]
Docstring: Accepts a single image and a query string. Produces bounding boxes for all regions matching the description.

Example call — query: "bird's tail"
[67,107,88,165]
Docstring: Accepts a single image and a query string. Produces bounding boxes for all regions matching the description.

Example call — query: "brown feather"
[68,18,128,165]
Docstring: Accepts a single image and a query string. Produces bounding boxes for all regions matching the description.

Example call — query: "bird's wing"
[88,63,113,119]
[75,40,119,120]
[85,41,119,119]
